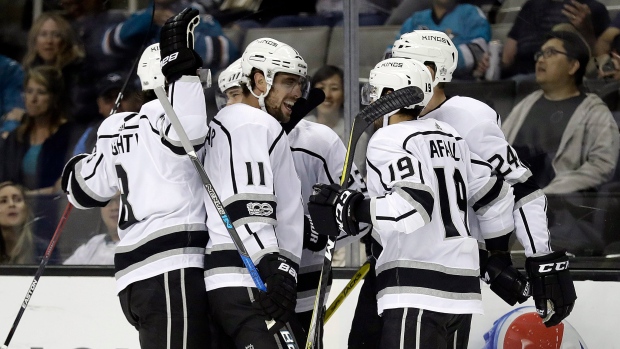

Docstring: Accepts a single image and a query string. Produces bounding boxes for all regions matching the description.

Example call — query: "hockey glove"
[61,153,88,193]
[255,253,298,327]
[308,183,364,236]
[282,88,325,134]
[481,251,530,306]
[525,250,576,327]
[303,215,328,251]
[160,8,203,83]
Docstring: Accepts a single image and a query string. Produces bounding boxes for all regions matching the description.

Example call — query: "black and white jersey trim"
[469,177,509,215]
[291,147,336,184]
[204,247,300,278]
[269,129,286,155]
[471,159,493,169]
[367,160,390,191]
[393,182,434,223]
[402,130,463,150]
[222,193,278,228]
[71,160,112,208]
[114,227,209,278]
[210,119,238,193]
[376,260,481,301]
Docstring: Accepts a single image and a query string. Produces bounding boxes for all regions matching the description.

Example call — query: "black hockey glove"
[525,250,577,327]
[481,251,530,306]
[308,183,365,237]
[303,215,328,251]
[282,88,325,134]
[255,253,298,327]
[160,8,203,83]
[61,153,88,193]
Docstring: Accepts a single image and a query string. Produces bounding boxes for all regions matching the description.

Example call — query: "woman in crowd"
[22,12,94,124]
[305,65,369,176]
[0,182,36,264]
[0,66,75,194]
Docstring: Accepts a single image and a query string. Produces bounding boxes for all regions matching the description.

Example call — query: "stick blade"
[359,85,424,125]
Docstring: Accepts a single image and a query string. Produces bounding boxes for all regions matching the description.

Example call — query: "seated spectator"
[59,0,132,124]
[64,194,119,265]
[389,0,491,80]
[0,55,25,138]
[0,182,40,264]
[595,30,620,81]
[595,12,620,57]
[502,0,609,80]
[266,0,395,28]
[502,31,620,254]
[104,0,238,75]
[72,72,142,156]
[304,65,369,175]
[0,66,76,194]
[22,12,93,125]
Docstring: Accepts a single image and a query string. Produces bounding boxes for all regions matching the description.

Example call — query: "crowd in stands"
[2,0,620,265]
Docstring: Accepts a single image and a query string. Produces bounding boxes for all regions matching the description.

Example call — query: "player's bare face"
[25,80,51,118]
[265,73,303,123]
[315,74,344,117]
[0,185,27,229]
[36,19,62,64]
[225,86,243,106]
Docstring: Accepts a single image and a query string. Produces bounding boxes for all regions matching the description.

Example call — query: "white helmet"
[240,38,308,112]
[137,43,166,91]
[218,58,243,93]
[392,30,458,86]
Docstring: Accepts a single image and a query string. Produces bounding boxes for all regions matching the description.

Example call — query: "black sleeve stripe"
[83,154,104,180]
[367,160,389,191]
[376,209,417,222]
[512,176,539,203]
[70,171,110,208]
[472,159,493,169]
[212,119,238,194]
[291,147,336,184]
[403,130,462,150]
[519,207,537,255]
[269,129,286,155]
[472,178,505,212]
[124,113,138,121]
[418,161,424,184]
[399,186,434,219]
[224,197,277,227]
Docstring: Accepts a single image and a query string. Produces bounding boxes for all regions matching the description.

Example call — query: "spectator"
[265,0,396,27]
[0,182,36,264]
[72,72,142,156]
[22,12,92,125]
[304,65,369,176]
[503,31,619,193]
[0,55,26,137]
[502,31,620,255]
[595,32,620,81]
[105,0,238,74]
[63,194,119,265]
[502,0,609,80]
[389,0,491,80]
[594,12,620,57]
[0,66,76,193]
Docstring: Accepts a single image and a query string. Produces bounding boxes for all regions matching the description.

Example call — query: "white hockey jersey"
[421,96,551,256]
[65,76,210,293]
[287,119,369,313]
[203,103,304,291]
[365,118,514,315]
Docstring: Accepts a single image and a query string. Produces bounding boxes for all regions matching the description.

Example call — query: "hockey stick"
[304,85,425,349]
[2,203,73,349]
[323,260,370,323]
[153,86,299,346]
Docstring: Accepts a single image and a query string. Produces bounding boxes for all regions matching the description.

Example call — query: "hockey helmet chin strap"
[382,110,399,127]
[248,82,272,113]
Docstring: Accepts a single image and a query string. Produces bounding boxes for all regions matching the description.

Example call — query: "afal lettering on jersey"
[429,139,460,161]
[111,133,138,155]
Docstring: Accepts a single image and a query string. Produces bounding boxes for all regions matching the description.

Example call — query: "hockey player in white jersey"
[202,37,305,348]
[308,58,516,348]
[212,47,370,345]
[392,30,576,327]
[216,58,243,109]
[61,9,211,349]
